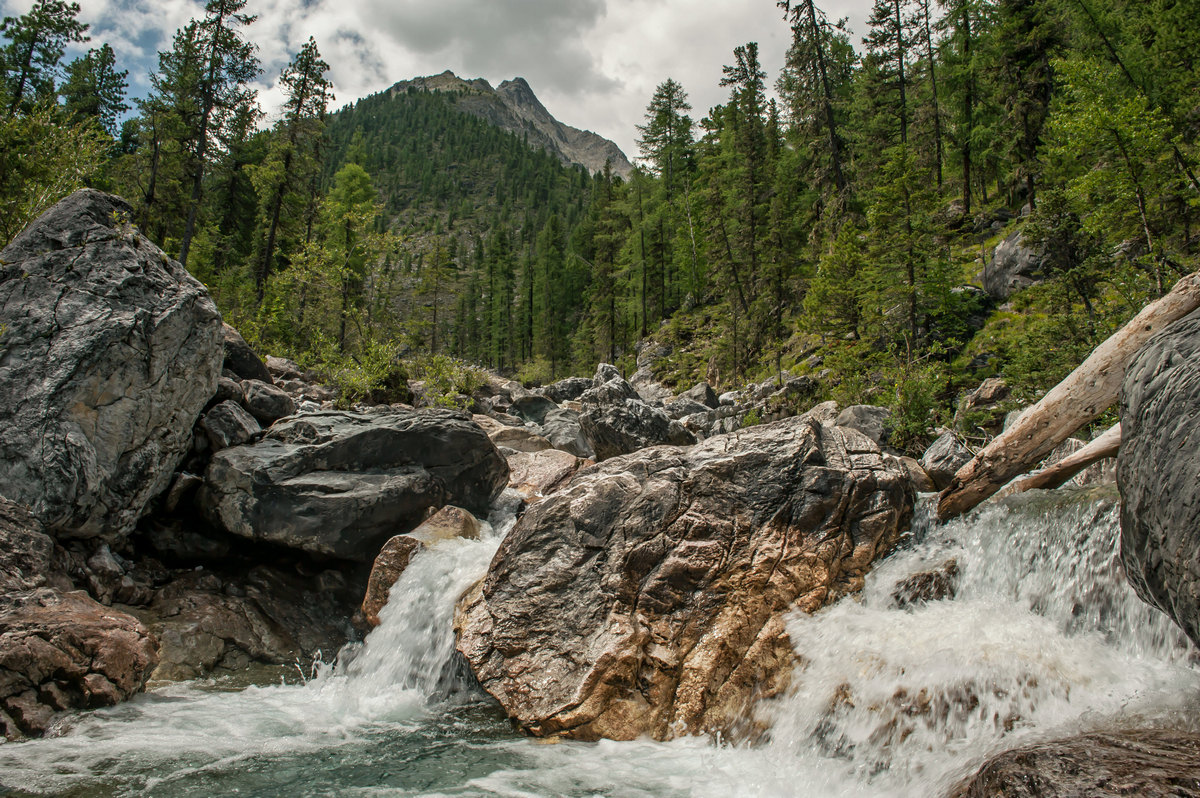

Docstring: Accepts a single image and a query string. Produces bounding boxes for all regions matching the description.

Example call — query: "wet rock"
[0,189,223,542]
[200,409,507,561]
[1119,308,1200,646]
[983,230,1047,301]
[834,405,891,447]
[199,400,261,451]
[1,502,158,740]
[241,379,296,425]
[950,729,1200,798]
[678,381,720,410]
[892,559,959,608]
[141,564,357,681]
[920,432,973,490]
[0,590,158,738]
[360,506,480,626]
[456,417,913,741]
[541,377,593,403]
[897,456,937,493]
[221,323,272,384]
[506,448,590,504]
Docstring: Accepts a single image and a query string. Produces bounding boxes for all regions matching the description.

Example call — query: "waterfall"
[1,487,1197,798]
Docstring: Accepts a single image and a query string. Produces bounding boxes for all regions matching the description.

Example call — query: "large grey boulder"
[199,401,261,452]
[835,405,892,447]
[221,323,272,384]
[0,189,223,541]
[920,431,973,490]
[579,399,696,460]
[678,381,720,409]
[1119,308,1200,646]
[456,417,913,741]
[983,230,1047,301]
[201,409,508,561]
[541,377,593,403]
[240,379,295,425]
[539,407,594,458]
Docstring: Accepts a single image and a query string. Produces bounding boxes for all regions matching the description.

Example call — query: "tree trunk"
[938,270,1200,521]
[1004,423,1121,495]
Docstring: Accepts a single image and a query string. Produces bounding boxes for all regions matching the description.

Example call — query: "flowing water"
[2,486,1198,797]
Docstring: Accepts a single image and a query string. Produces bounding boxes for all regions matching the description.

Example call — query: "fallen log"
[938,271,1200,521]
[1003,423,1121,496]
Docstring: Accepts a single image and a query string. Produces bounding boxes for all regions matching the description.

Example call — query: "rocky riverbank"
[2,190,1198,796]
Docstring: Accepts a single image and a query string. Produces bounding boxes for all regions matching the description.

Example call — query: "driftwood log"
[1004,423,1121,496]
[938,271,1200,521]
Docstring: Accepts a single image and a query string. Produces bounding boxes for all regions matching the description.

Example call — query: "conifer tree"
[0,0,87,115]
[59,43,127,135]
[251,37,332,301]
[177,0,260,267]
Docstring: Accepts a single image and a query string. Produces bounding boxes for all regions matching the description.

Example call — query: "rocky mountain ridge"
[387,70,633,177]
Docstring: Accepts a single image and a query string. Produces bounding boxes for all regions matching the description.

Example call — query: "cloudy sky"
[5,0,875,159]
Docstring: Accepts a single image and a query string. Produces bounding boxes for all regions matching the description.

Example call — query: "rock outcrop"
[456,417,913,741]
[578,367,695,460]
[201,409,508,561]
[950,729,1200,798]
[1119,308,1200,646]
[0,189,223,542]
[0,499,157,739]
[983,229,1047,301]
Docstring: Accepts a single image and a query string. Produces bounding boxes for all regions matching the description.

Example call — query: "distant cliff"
[388,70,633,178]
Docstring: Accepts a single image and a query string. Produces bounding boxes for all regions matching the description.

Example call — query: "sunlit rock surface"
[457,416,913,741]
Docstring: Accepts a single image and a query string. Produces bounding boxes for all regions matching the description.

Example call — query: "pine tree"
[0,0,88,115]
[177,0,260,267]
[251,37,332,301]
[59,43,128,135]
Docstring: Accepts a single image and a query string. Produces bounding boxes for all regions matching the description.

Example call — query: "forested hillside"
[2,0,1197,452]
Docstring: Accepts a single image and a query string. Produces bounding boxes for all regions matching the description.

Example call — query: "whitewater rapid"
[1,487,1197,797]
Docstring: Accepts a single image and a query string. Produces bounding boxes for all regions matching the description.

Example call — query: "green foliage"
[408,354,486,409]
[0,105,105,243]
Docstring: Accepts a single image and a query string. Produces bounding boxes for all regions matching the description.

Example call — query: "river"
[2,487,1197,797]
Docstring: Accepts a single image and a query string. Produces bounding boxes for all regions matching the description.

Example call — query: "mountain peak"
[389,71,632,178]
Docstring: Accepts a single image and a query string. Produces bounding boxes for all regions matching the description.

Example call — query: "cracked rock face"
[0,189,223,542]
[1119,308,1200,646]
[456,416,913,741]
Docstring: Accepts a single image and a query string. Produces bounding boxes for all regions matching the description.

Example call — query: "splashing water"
[1,487,1197,797]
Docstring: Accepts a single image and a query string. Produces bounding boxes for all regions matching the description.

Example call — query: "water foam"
[1,487,1196,798]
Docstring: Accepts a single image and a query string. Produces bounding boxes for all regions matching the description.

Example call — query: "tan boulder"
[488,425,553,453]
[456,417,913,741]
[506,449,592,504]
[361,506,481,626]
